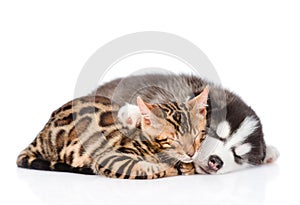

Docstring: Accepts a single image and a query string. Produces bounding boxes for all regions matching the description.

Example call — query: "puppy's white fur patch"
[216,121,231,139]
[235,143,252,156]
[226,116,258,149]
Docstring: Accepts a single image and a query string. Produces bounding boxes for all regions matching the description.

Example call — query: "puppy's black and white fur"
[94,74,279,174]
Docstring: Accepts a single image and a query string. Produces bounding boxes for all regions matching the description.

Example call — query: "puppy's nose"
[208,155,223,171]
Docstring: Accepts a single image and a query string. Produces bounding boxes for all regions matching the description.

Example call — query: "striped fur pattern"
[17,95,207,179]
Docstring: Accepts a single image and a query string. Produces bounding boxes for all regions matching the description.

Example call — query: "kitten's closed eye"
[194,130,206,140]
[155,137,168,143]
[155,137,173,148]
[200,131,207,141]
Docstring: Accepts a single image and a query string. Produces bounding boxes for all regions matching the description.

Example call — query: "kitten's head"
[137,87,209,163]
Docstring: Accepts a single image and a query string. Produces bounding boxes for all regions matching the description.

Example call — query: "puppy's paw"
[118,103,141,129]
[264,145,280,164]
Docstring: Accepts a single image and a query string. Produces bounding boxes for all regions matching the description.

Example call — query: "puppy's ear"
[263,145,280,164]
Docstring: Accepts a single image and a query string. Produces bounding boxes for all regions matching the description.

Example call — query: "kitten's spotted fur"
[17,89,208,179]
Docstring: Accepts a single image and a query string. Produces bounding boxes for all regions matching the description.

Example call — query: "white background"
[1,1,300,205]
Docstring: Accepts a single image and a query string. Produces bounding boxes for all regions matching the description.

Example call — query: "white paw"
[264,145,280,164]
[118,103,141,129]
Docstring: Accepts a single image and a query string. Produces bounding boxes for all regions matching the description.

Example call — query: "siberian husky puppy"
[94,74,279,174]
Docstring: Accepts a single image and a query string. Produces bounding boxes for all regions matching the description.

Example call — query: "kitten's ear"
[137,96,159,126]
[188,86,209,116]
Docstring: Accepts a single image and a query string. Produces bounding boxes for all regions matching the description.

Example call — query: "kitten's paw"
[179,163,195,175]
[264,145,280,164]
[118,103,141,129]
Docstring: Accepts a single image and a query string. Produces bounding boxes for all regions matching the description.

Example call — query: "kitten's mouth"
[181,152,200,163]
[182,159,193,163]
[181,156,194,163]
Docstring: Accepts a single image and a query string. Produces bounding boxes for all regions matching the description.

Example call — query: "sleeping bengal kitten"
[17,88,208,179]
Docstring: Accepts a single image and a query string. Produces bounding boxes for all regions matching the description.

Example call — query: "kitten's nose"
[186,148,195,157]
[208,155,223,171]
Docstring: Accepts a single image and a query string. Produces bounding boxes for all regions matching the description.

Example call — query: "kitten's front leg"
[118,103,141,129]
[177,162,195,175]
[93,157,191,179]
